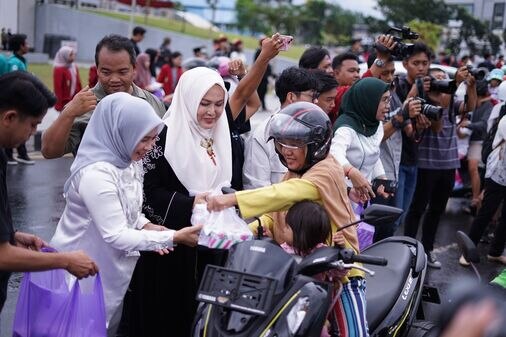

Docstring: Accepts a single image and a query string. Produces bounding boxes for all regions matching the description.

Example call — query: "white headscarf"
[64,92,163,193]
[163,67,231,194]
[54,46,78,95]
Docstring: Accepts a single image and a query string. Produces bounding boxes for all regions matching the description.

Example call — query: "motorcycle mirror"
[456,231,480,264]
[362,204,404,227]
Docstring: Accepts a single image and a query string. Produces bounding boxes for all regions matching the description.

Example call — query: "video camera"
[376,26,420,59]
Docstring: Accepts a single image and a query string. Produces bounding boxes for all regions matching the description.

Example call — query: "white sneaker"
[15,156,35,165]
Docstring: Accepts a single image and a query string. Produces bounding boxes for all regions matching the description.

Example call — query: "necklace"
[200,137,216,166]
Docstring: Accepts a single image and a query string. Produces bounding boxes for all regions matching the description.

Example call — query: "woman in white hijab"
[50,92,202,333]
[53,46,82,111]
[123,67,231,337]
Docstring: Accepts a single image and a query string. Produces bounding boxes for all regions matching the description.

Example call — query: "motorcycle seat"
[363,240,413,331]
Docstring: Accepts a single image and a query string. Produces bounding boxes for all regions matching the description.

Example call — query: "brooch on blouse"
[200,137,216,166]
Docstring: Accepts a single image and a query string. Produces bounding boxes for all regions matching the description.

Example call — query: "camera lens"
[421,103,443,121]
[430,78,457,94]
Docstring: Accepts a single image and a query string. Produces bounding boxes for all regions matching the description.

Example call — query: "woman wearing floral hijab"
[330,77,391,202]
[50,92,201,333]
[123,67,232,337]
[53,46,82,111]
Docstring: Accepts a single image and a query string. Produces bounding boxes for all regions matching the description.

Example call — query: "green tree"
[447,6,495,55]
[406,20,442,52]
[377,0,451,25]
[324,4,358,43]
[235,0,265,34]
[298,0,326,45]
[487,32,502,55]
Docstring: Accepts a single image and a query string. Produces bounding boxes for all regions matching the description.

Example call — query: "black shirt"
[226,103,250,191]
[130,39,141,57]
[395,75,420,166]
[0,149,14,312]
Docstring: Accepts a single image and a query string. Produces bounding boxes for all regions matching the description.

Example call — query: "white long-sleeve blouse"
[330,125,386,183]
[50,161,175,325]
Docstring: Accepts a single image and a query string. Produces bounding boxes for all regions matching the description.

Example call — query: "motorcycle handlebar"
[352,254,388,266]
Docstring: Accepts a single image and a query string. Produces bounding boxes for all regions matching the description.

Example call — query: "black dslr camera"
[466,65,487,81]
[376,26,420,58]
[429,77,458,94]
[415,97,443,121]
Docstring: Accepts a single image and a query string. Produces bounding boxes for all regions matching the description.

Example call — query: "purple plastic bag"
[354,204,375,251]
[357,222,375,251]
[12,265,106,337]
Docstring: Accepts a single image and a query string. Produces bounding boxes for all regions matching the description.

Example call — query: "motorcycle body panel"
[363,237,427,337]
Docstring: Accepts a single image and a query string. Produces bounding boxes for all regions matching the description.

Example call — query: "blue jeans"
[394,164,418,233]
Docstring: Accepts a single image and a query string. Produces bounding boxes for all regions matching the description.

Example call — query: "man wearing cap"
[212,35,229,57]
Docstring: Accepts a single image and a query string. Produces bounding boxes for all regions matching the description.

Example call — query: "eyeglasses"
[380,95,392,105]
[274,140,308,152]
[295,90,319,102]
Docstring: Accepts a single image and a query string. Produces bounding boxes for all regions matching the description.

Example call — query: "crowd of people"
[0,24,505,337]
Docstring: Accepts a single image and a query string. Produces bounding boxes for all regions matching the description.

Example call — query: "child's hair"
[285,200,331,255]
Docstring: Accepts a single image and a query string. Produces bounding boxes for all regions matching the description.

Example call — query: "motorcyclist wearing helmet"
[207,102,369,336]
[242,67,319,190]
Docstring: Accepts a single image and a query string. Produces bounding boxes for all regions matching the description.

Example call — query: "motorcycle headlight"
[286,297,310,335]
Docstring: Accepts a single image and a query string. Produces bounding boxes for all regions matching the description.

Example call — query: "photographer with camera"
[363,34,425,241]
[404,66,477,268]
[375,42,433,243]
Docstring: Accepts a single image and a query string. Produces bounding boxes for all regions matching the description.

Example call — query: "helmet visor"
[267,113,314,144]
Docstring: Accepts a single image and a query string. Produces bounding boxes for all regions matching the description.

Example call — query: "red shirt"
[53,66,82,111]
[329,86,349,124]
[88,65,98,89]
[157,65,183,95]
[329,69,374,124]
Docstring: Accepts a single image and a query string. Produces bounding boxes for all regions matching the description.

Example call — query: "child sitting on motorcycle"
[281,200,346,259]
[206,102,369,336]
[283,200,350,337]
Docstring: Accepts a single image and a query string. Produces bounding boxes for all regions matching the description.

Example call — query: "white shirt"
[330,125,385,184]
[486,115,506,186]
[230,51,247,65]
[51,162,175,325]
[487,101,504,132]
[243,115,287,189]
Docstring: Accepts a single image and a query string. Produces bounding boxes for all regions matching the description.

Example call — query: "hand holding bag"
[12,250,106,337]
[192,204,253,249]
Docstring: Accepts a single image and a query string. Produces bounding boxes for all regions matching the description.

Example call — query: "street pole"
[145,0,151,24]
[129,0,137,37]
[207,0,218,37]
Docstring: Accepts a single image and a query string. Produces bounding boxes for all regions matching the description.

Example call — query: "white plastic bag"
[191,204,252,249]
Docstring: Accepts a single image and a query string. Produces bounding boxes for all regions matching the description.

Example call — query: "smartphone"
[279,35,294,51]
[371,178,398,194]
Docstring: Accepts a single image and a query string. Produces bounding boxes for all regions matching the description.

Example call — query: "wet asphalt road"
[0,152,504,336]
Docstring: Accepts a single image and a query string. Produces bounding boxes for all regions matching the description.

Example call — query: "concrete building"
[445,0,506,31]
[0,0,37,47]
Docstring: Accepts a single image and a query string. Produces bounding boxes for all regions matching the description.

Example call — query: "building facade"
[445,0,506,30]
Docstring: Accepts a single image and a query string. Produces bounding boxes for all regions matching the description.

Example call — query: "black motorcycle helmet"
[267,102,332,174]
